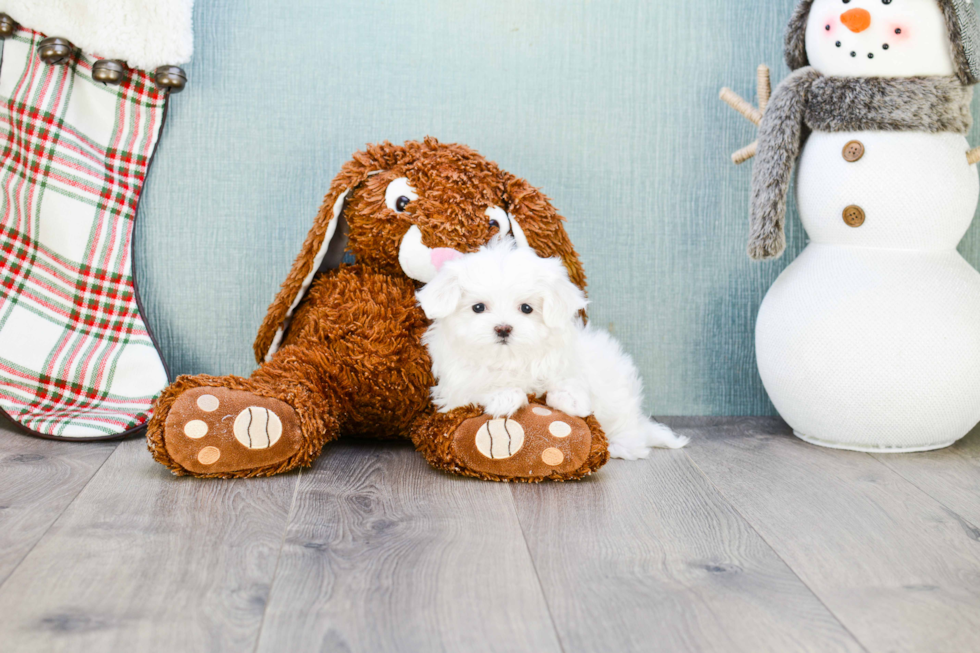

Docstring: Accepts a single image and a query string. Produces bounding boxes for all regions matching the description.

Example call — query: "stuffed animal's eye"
[486,207,511,236]
[473,303,486,314]
[520,304,533,314]
[882,0,892,4]
[385,177,418,214]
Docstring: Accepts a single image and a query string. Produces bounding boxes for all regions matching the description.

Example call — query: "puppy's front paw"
[483,388,529,418]
[546,388,592,418]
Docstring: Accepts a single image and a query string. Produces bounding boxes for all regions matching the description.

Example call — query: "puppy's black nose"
[494,324,513,339]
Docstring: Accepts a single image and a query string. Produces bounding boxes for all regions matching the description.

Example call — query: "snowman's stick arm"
[720,65,772,165]
[757,65,771,113]
[968,147,980,166]
[719,88,762,126]
[733,142,758,165]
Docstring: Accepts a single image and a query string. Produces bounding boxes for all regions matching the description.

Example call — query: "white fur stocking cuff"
[0,0,193,71]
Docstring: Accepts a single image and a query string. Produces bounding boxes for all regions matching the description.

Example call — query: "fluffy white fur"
[417,241,688,460]
[0,0,194,70]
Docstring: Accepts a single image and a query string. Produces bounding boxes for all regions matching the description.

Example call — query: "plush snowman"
[723,0,980,451]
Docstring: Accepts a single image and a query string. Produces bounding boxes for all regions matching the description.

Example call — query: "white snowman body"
[756,0,980,450]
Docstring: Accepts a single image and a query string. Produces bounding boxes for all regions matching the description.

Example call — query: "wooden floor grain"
[680,417,980,653]
[0,425,117,586]
[0,437,297,652]
[511,450,864,653]
[0,419,977,652]
[255,441,560,653]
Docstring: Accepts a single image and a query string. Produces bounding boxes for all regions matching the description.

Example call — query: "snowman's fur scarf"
[749,69,974,260]
[417,241,688,460]
[806,76,973,133]
[785,0,980,85]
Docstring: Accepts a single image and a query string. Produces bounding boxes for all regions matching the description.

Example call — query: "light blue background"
[136,0,980,416]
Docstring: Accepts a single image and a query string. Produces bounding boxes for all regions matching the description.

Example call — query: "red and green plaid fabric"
[0,27,169,439]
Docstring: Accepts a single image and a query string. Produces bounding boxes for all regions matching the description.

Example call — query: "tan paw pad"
[541,448,564,466]
[197,394,220,412]
[233,407,283,449]
[198,446,221,465]
[475,419,525,459]
[184,420,209,439]
[548,421,572,438]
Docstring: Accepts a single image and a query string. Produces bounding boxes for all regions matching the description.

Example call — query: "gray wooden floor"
[1,417,979,653]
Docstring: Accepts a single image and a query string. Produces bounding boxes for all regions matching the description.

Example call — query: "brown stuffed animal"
[146,138,609,481]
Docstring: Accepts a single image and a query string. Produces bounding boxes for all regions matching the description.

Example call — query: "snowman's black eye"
[473,303,486,314]
[395,196,411,212]
[520,304,533,315]
[882,0,893,4]
[895,28,902,34]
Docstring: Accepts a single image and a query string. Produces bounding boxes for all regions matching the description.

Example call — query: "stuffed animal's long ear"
[500,172,588,294]
[416,265,462,320]
[253,184,352,362]
[253,144,402,363]
[540,257,589,328]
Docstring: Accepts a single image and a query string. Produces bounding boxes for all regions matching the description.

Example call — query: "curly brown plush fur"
[254,139,586,362]
[147,138,607,482]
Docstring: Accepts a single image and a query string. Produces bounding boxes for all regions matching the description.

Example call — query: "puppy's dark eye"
[473,303,486,314]
[489,219,500,230]
[520,304,533,315]
[395,196,411,212]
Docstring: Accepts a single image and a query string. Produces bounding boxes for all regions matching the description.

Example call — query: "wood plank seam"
[252,469,304,653]
[679,447,873,653]
[0,440,121,591]
[868,454,980,538]
[508,485,569,653]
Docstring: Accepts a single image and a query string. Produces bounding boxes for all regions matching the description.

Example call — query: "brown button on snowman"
[723,0,980,452]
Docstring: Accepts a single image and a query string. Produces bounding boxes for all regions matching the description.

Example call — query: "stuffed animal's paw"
[483,388,529,418]
[546,388,592,418]
[447,403,605,481]
[160,386,304,476]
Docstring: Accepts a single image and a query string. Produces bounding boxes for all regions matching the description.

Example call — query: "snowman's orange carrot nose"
[841,8,872,33]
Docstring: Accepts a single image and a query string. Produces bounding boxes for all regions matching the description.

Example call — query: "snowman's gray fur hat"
[785,0,980,85]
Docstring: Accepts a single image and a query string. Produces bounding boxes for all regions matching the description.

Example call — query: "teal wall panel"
[135,0,980,415]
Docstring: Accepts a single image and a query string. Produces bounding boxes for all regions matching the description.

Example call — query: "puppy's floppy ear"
[540,256,589,328]
[416,266,463,320]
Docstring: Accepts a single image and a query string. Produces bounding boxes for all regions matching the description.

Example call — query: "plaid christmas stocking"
[0,27,171,439]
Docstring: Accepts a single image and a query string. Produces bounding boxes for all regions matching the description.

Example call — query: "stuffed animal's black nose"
[494,325,513,339]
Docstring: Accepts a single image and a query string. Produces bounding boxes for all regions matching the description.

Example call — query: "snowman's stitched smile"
[820,2,911,68]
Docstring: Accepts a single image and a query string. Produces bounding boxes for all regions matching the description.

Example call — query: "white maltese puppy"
[416,240,688,459]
